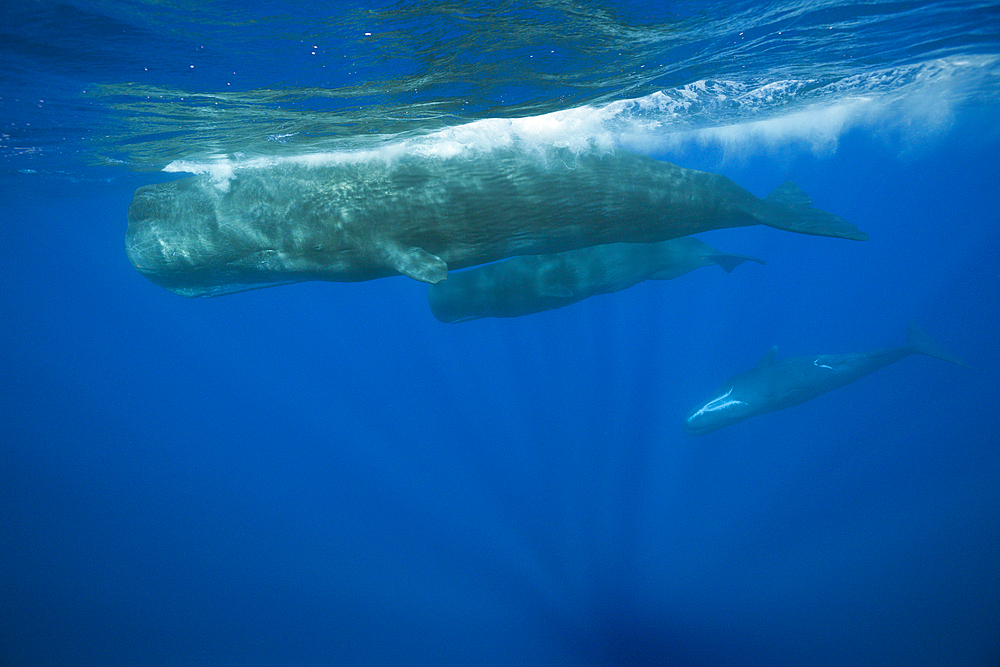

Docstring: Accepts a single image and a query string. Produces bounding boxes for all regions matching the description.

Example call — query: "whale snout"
[126,187,174,273]
[126,179,254,296]
[682,406,734,436]
[126,180,255,268]
[126,185,196,273]
[682,385,752,436]
[682,412,717,436]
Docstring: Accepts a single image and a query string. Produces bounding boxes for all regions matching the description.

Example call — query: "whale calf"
[683,323,971,435]
[126,147,866,297]
[427,237,765,323]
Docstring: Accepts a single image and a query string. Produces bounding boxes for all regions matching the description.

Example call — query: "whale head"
[125,177,358,297]
[683,385,756,435]
[126,179,268,296]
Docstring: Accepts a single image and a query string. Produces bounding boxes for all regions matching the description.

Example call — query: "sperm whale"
[427,237,765,323]
[126,147,865,297]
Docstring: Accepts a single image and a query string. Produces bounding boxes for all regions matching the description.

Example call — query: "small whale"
[125,147,865,297]
[427,237,765,323]
[683,323,971,435]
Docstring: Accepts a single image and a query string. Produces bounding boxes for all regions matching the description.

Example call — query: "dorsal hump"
[756,345,779,367]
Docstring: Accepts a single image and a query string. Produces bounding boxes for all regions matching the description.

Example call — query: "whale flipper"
[907,322,974,369]
[762,181,869,241]
[382,245,448,284]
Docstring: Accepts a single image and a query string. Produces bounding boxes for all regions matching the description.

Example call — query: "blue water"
[2,2,999,665]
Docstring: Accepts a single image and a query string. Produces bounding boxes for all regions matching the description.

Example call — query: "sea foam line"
[163,54,996,180]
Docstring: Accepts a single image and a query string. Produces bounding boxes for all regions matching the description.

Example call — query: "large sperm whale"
[427,237,765,323]
[125,147,866,297]
[683,323,971,435]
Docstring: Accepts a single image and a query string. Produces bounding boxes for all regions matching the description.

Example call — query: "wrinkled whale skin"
[126,148,865,297]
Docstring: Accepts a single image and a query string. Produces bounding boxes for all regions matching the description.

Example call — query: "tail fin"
[907,322,974,369]
[762,181,868,241]
[707,253,767,273]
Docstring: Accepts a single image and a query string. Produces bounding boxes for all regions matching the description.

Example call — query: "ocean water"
[2,1,999,665]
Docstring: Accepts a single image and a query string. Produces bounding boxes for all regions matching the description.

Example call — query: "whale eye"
[312,243,324,251]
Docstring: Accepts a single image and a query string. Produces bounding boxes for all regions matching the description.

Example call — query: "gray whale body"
[428,237,765,323]
[126,147,866,297]
[683,323,971,435]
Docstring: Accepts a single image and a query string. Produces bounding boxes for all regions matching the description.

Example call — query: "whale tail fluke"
[762,181,869,241]
[707,253,767,273]
[907,322,974,369]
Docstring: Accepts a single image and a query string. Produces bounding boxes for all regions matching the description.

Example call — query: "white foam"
[627,98,879,159]
[162,55,997,179]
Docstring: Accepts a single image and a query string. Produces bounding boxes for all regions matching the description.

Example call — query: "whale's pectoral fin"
[382,244,449,284]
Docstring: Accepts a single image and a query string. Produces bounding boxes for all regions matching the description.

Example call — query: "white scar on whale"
[688,388,748,422]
